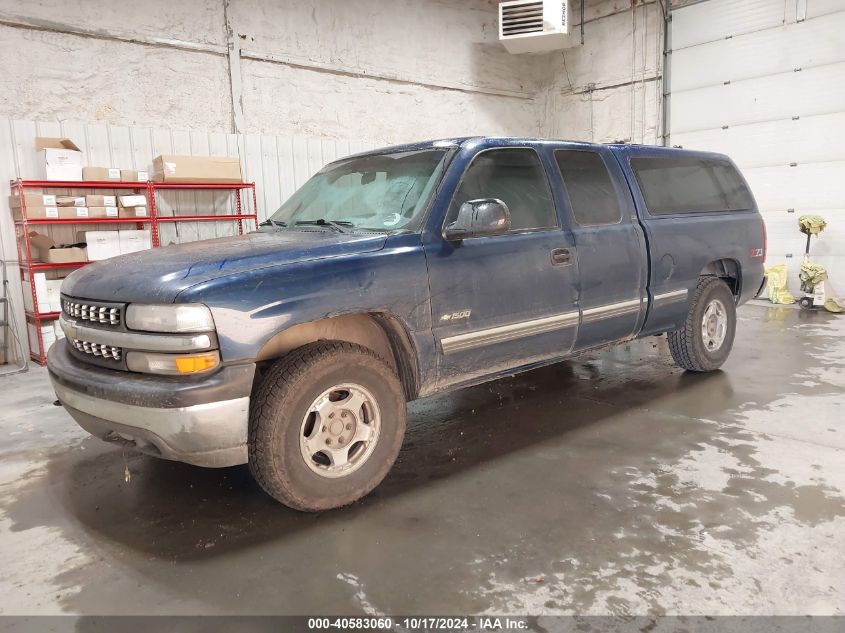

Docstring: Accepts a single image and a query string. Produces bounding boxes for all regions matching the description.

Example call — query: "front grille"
[71,338,122,361]
[62,298,121,326]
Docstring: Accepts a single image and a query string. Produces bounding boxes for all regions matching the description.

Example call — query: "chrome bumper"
[54,382,249,467]
[48,341,253,468]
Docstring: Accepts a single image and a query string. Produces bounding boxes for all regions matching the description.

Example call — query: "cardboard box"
[120,169,149,182]
[84,230,122,260]
[12,204,92,220]
[88,206,119,219]
[119,206,148,218]
[29,231,88,264]
[58,206,90,219]
[22,270,49,313]
[12,205,60,220]
[9,193,57,208]
[28,323,57,354]
[36,138,83,181]
[152,154,242,183]
[118,229,152,255]
[117,194,147,207]
[85,194,116,207]
[83,166,121,181]
[46,279,64,312]
[56,195,86,207]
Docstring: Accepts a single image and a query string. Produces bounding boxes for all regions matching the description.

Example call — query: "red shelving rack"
[10,178,258,365]
[148,181,258,238]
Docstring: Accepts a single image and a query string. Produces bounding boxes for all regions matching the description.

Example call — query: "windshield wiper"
[259,218,286,229]
[294,219,353,233]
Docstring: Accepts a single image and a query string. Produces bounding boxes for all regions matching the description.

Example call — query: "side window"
[446,148,557,232]
[630,156,755,215]
[555,150,623,226]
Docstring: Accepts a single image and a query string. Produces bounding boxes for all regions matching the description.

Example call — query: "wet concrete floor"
[0,304,843,615]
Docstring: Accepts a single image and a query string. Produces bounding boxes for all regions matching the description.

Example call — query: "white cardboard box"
[41,164,84,181]
[118,229,152,255]
[85,231,122,261]
[27,323,56,355]
[22,271,50,313]
[118,194,147,208]
[46,279,64,312]
[36,138,83,181]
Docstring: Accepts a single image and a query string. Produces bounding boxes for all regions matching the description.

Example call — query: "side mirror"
[444,198,511,241]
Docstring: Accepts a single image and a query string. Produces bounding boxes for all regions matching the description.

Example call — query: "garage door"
[669,0,845,291]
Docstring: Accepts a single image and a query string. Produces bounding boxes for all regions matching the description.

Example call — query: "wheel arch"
[699,258,742,298]
[255,312,420,400]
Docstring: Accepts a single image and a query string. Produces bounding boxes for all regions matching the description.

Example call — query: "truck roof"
[342,137,729,163]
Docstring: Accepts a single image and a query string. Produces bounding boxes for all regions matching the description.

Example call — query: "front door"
[552,147,649,349]
[423,146,580,389]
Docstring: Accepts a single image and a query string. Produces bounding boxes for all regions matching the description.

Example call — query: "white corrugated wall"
[669,0,845,293]
[0,118,376,363]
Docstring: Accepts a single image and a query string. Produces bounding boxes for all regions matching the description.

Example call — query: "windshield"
[267,148,449,232]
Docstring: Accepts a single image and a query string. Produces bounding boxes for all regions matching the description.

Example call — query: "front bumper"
[48,342,255,467]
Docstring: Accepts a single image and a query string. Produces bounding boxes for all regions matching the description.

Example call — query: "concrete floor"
[0,303,843,616]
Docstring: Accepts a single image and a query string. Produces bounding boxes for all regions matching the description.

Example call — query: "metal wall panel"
[743,162,845,211]
[671,62,845,134]
[672,9,845,92]
[672,0,789,50]
[672,111,845,168]
[806,0,845,19]
[671,1,845,293]
[0,117,367,362]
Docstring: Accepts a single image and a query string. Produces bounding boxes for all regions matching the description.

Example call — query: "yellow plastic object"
[765,264,796,304]
[798,214,827,235]
[825,299,844,313]
[800,262,828,289]
[175,352,220,374]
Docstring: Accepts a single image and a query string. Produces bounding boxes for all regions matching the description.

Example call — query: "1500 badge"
[440,310,471,321]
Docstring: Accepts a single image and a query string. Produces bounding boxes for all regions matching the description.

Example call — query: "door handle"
[551,248,573,266]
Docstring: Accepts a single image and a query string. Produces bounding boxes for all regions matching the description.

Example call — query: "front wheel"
[667,277,737,372]
[249,341,406,511]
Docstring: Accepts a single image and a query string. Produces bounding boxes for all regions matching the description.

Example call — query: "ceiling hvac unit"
[499,0,573,54]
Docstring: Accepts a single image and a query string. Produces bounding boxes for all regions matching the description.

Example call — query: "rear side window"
[631,156,754,215]
[555,150,622,226]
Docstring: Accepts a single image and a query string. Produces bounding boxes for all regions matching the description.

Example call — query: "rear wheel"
[249,341,406,511]
[667,277,736,372]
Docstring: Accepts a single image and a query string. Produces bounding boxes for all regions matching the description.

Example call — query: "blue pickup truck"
[48,137,766,511]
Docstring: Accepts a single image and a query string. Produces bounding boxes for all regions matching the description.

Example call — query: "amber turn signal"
[175,352,220,374]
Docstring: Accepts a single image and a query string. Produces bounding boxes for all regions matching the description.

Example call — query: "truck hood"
[62,231,388,303]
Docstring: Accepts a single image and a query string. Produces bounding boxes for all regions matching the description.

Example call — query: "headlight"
[126,351,220,375]
[125,304,215,333]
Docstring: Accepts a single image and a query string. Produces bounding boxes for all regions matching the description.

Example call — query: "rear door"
[423,145,580,389]
[551,146,649,350]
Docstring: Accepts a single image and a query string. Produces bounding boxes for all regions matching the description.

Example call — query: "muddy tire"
[248,341,406,511]
[667,276,736,372]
